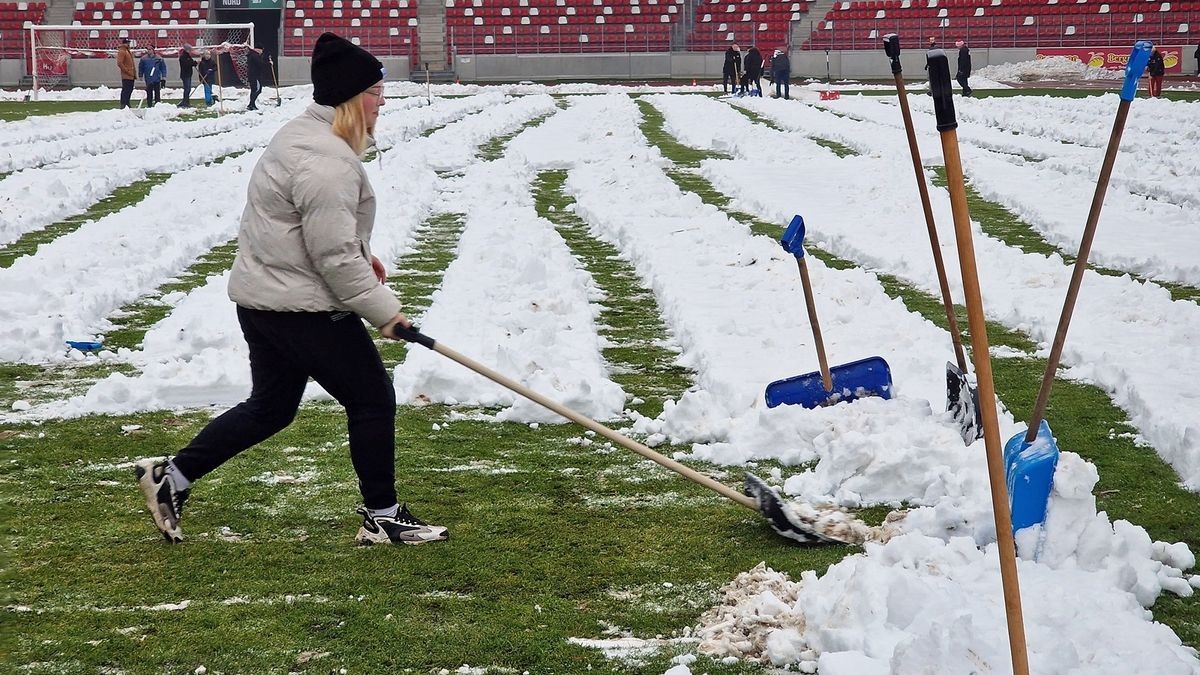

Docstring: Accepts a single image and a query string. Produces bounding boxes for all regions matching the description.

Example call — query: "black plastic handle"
[926,48,957,131]
[883,34,902,74]
[390,324,436,349]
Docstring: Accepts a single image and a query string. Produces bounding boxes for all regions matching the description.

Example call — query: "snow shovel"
[1002,41,1153,530]
[883,33,981,445]
[928,46,1029,675]
[764,215,893,409]
[391,324,839,545]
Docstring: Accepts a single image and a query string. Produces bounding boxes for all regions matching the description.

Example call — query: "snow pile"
[975,56,1125,82]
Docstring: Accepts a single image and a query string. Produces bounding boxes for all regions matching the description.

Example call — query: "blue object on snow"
[1121,41,1153,101]
[1004,419,1060,531]
[765,356,893,409]
[66,340,103,351]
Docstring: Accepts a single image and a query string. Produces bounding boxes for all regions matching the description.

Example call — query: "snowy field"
[1,80,1198,673]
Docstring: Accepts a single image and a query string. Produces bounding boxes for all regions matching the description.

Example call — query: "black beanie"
[311,32,384,107]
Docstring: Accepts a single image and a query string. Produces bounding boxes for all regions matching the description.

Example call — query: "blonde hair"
[331,91,370,155]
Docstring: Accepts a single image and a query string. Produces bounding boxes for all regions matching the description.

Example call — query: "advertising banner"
[1036,46,1183,74]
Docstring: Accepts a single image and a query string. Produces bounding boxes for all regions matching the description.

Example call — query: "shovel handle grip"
[389,323,436,349]
[883,33,902,74]
[926,49,957,131]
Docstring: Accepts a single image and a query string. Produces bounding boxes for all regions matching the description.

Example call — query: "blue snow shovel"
[765,215,893,408]
[1002,41,1152,531]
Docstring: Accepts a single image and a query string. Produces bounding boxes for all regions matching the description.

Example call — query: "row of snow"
[0,88,1197,673]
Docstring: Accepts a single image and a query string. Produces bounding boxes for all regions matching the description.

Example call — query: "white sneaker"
[133,459,189,543]
[355,504,449,546]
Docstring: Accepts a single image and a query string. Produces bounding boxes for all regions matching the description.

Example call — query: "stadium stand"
[444,0,684,54]
[803,0,1198,49]
[283,0,418,57]
[65,0,209,49]
[690,0,810,51]
[0,1,47,58]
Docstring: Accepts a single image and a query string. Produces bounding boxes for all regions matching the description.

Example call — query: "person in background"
[198,51,217,107]
[771,47,791,99]
[955,39,973,97]
[133,32,449,548]
[1194,43,1198,76]
[246,45,266,110]
[1147,46,1165,98]
[744,45,764,97]
[722,43,742,95]
[178,48,196,108]
[928,36,937,49]
[138,46,164,107]
[116,38,135,109]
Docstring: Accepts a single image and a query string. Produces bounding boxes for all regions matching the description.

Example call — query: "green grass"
[930,167,1199,303]
[730,104,860,158]
[534,170,693,419]
[638,103,1200,648]
[478,111,555,161]
[634,99,729,168]
[0,173,172,269]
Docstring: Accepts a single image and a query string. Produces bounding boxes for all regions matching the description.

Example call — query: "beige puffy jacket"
[228,103,400,328]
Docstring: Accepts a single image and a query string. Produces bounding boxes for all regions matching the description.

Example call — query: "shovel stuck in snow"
[764,215,893,409]
[883,33,981,445]
[1002,41,1153,531]
[391,325,842,545]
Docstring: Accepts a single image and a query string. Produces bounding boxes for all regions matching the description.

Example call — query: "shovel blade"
[946,362,983,445]
[1003,420,1060,532]
[744,473,849,545]
[765,356,893,409]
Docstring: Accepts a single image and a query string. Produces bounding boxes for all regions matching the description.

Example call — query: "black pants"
[722,70,737,93]
[171,307,398,509]
[774,72,790,99]
[120,79,134,108]
[956,71,972,96]
[146,81,161,106]
[249,77,262,108]
[180,76,192,106]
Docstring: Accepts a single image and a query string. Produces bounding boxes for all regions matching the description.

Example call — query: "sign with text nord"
[217,0,282,10]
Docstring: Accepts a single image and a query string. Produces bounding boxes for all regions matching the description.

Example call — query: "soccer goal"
[28,22,255,99]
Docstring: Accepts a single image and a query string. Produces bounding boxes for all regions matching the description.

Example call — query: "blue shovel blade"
[1003,419,1060,532]
[765,356,893,409]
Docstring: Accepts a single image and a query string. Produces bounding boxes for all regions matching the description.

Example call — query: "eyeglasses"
[364,86,385,101]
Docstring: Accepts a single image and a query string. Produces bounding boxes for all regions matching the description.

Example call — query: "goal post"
[28,22,255,99]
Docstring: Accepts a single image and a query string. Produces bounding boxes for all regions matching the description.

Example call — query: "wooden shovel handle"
[424,340,758,511]
[941,128,1031,675]
[797,256,833,392]
[1025,100,1132,443]
[894,72,969,374]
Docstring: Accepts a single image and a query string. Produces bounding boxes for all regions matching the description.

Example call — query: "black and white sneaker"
[133,459,189,543]
[355,504,448,546]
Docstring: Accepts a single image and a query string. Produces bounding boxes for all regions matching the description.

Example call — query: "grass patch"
[0,173,171,269]
[634,99,729,168]
[100,241,238,351]
[930,167,1198,303]
[729,105,859,158]
[641,114,1200,649]
[478,111,555,161]
[534,170,693,419]
[377,213,467,369]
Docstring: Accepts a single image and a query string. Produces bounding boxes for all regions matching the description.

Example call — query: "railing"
[801,11,1198,49]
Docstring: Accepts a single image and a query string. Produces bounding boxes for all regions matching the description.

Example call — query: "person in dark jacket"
[955,40,972,97]
[198,51,217,106]
[1147,47,1165,98]
[1194,43,1198,76]
[722,43,742,95]
[246,45,266,110]
[133,33,449,548]
[178,49,196,107]
[137,47,165,107]
[771,48,791,99]
[744,46,763,97]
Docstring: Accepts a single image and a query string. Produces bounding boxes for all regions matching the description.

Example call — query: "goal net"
[29,23,254,95]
